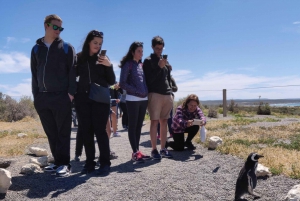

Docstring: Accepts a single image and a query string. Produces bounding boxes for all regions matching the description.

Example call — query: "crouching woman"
[167,94,206,151]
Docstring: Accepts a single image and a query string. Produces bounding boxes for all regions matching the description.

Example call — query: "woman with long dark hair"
[75,30,115,175]
[168,94,206,151]
[119,42,150,163]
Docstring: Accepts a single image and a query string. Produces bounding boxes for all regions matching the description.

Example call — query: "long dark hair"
[78,30,104,63]
[119,41,143,68]
[182,94,200,109]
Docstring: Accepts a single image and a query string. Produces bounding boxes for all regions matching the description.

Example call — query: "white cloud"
[293,21,300,25]
[0,79,32,98]
[21,38,31,43]
[3,37,31,49]
[0,51,30,73]
[172,70,300,100]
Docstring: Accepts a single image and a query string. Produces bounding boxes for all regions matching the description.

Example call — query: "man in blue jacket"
[30,14,76,176]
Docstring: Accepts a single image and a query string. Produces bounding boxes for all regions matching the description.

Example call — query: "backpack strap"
[33,44,39,54]
[63,41,69,54]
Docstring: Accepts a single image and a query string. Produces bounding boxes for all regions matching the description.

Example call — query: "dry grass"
[0,116,47,157]
[195,117,300,178]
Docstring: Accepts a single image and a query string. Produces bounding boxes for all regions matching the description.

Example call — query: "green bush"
[0,93,37,122]
[257,102,271,115]
[208,107,218,118]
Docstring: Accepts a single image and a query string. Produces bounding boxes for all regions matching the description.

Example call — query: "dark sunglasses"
[92,31,104,37]
[47,23,64,32]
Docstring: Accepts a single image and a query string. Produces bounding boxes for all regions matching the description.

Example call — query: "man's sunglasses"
[47,23,64,32]
[92,30,104,37]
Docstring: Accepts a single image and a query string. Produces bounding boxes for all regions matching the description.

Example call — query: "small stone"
[20,163,42,175]
[208,136,223,149]
[284,184,300,201]
[17,133,28,138]
[0,168,12,193]
[29,147,48,157]
[29,156,48,167]
[256,163,272,177]
[0,160,11,169]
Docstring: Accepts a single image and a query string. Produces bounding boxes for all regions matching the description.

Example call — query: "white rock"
[29,147,48,157]
[0,168,12,193]
[47,155,55,163]
[284,184,300,201]
[256,163,272,177]
[208,136,223,149]
[29,156,48,167]
[17,133,28,138]
[20,163,42,175]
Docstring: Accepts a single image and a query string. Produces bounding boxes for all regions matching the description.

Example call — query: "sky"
[0,0,300,101]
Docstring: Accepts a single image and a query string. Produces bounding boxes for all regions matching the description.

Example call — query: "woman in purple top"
[167,94,206,151]
[119,41,150,163]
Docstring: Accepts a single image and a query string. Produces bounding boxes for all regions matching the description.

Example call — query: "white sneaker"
[56,165,71,177]
[113,132,121,137]
[44,164,58,172]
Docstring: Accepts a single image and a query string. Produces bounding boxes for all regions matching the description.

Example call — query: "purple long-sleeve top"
[172,105,207,133]
[119,60,148,98]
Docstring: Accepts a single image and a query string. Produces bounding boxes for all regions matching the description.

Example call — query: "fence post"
[223,89,227,117]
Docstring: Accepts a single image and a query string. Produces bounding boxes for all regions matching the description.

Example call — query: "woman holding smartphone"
[168,94,206,151]
[119,41,150,163]
[75,30,115,175]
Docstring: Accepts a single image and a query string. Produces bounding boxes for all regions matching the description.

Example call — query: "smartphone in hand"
[192,119,203,126]
[162,54,168,59]
[100,49,107,56]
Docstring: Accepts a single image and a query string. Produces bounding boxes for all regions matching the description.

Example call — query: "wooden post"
[223,89,227,117]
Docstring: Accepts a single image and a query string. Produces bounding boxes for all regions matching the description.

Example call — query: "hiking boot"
[44,164,58,172]
[185,141,196,150]
[151,149,162,160]
[160,148,173,158]
[56,164,72,177]
[138,151,151,160]
[96,165,110,176]
[132,152,144,163]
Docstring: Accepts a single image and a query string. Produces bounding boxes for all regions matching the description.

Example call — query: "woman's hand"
[97,55,111,67]
[187,120,193,127]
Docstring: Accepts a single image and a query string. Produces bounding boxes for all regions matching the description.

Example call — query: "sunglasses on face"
[135,42,143,46]
[92,31,104,37]
[47,23,64,32]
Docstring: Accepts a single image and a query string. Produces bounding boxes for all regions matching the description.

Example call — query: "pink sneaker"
[138,151,151,160]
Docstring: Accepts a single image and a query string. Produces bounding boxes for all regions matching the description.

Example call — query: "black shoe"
[96,165,110,176]
[74,155,80,162]
[81,167,95,174]
[185,141,196,150]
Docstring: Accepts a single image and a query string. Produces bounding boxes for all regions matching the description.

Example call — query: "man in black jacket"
[30,14,76,176]
[143,36,173,159]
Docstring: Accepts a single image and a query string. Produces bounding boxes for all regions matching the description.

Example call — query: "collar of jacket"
[35,37,62,45]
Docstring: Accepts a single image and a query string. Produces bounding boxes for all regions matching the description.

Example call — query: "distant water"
[270,103,300,107]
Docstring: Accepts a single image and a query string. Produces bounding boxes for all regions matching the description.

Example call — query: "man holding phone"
[143,36,173,159]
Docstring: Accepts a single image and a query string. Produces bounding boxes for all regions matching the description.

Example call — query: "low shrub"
[257,102,271,115]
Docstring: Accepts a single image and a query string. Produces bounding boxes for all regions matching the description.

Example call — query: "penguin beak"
[257,155,264,159]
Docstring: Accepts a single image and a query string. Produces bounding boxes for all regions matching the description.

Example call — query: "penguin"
[234,152,264,200]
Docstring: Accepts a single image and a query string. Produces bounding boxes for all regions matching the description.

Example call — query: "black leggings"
[75,93,111,168]
[126,100,148,153]
[168,125,199,151]
[119,102,128,127]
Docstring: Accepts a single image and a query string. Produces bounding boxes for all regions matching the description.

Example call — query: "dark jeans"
[119,102,128,127]
[126,100,148,153]
[75,93,111,168]
[168,125,199,151]
[75,125,84,157]
[34,92,72,166]
[157,108,173,135]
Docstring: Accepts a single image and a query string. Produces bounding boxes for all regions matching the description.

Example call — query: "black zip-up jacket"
[75,53,115,94]
[30,37,76,96]
[143,54,172,95]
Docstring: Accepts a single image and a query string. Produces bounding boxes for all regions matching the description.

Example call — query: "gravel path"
[1,118,299,201]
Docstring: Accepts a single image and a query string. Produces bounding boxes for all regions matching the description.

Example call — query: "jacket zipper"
[43,47,49,91]
[87,61,91,84]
